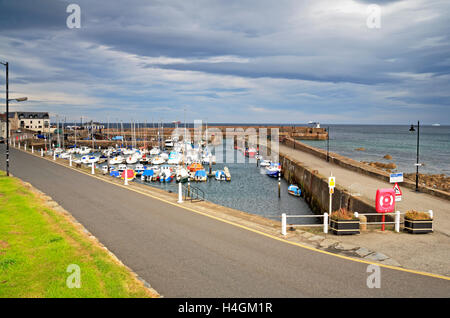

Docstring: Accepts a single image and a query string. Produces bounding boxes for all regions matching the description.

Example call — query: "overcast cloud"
[0,0,449,123]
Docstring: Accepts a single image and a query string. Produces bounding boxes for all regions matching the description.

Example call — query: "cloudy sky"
[0,0,449,124]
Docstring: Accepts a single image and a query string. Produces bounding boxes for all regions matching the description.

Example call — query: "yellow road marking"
[17,148,450,281]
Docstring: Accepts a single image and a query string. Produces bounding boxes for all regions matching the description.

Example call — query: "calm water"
[132,146,315,223]
[300,125,450,175]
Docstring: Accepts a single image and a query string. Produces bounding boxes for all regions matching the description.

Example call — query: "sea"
[298,125,450,176]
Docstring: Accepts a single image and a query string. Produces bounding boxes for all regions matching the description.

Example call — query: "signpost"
[393,182,402,202]
[389,172,403,183]
[328,175,335,222]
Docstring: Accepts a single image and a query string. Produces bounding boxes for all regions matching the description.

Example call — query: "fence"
[280,210,433,236]
[182,183,205,202]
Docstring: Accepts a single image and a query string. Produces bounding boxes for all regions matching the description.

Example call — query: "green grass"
[0,171,157,298]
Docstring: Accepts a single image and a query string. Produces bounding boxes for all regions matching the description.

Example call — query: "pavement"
[278,143,450,276]
[0,145,449,297]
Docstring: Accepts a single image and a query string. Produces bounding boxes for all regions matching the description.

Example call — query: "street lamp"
[409,121,420,192]
[1,61,28,176]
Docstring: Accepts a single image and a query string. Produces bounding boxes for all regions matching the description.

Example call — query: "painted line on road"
[17,148,450,282]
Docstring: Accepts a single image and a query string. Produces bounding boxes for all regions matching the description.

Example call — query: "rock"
[335,243,358,251]
[355,147,366,151]
[355,247,372,257]
[319,238,338,248]
[359,215,367,231]
[383,154,392,160]
[364,252,389,262]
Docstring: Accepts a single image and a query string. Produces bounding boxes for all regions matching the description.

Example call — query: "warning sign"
[393,183,402,202]
[329,177,336,188]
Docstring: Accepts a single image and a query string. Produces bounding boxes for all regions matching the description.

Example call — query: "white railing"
[281,213,329,236]
[280,210,433,236]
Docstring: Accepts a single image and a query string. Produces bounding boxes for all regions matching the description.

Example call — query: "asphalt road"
[1,145,449,297]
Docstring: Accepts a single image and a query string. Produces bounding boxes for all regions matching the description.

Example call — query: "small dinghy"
[215,170,226,181]
[288,185,301,197]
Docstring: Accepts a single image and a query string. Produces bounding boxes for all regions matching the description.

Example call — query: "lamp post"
[409,121,420,192]
[326,126,330,162]
[1,61,28,176]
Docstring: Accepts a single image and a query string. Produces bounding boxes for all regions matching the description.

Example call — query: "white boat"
[167,151,182,165]
[150,147,160,155]
[126,153,141,164]
[81,155,99,164]
[266,163,281,177]
[165,138,174,148]
[109,155,124,165]
[151,156,165,165]
[160,152,169,160]
[59,152,71,159]
[176,167,189,183]
[117,164,127,171]
[260,159,271,167]
[134,164,145,175]
[79,146,91,155]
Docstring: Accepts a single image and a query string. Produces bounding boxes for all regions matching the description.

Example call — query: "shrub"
[405,210,432,220]
[330,208,358,220]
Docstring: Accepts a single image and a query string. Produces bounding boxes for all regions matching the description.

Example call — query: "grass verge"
[0,171,157,298]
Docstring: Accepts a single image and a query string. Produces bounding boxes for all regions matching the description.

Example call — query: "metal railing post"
[323,212,328,234]
[395,210,400,232]
[53,151,56,160]
[31,145,34,154]
[69,154,72,167]
[178,181,183,203]
[41,148,44,157]
[281,213,287,236]
[428,210,433,219]
[91,162,95,174]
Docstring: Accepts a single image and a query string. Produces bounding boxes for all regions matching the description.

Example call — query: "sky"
[0,0,449,124]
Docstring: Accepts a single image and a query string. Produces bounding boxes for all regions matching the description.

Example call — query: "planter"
[330,219,360,235]
[404,217,433,234]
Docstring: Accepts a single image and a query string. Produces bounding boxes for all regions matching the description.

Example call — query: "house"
[7,111,50,134]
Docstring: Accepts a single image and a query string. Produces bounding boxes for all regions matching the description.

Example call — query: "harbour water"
[300,125,450,175]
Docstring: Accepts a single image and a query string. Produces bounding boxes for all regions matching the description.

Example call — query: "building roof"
[11,112,49,119]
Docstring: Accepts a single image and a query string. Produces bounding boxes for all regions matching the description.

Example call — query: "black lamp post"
[409,121,420,192]
[1,61,28,176]
[326,126,330,162]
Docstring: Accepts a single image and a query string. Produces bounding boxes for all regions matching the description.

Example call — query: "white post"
[354,212,359,218]
[395,210,400,233]
[31,145,34,154]
[53,151,56,160]
[19,142,21,149]
[178,181,183,203]
[281,213,287,236]
[124,169,129,185]
[428,210,433,219]
[41,148,44,157]
[69,155,72,167]
[323,212,328,234]
[24,143,27,151]
[91,162,95,174]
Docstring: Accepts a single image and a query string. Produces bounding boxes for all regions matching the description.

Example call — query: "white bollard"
[428,210,433,219]
[91,162,95,174]
[395,210,400,233]
[24,143,27,151]
[178,181,183,203]
[69,155,72,167]
[53,151,56,160]
[124,169,129,185]
[31,146,34,154]
[281,213,287,236]
[323,212,328,234]
[41,148,44,157]
[19,142,21,149]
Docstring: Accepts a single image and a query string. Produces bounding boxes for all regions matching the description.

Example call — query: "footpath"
[278,143,450,276]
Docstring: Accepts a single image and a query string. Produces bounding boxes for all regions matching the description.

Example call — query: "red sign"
[375,188,395,213]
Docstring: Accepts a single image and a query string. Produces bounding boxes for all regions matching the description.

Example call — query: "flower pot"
[330,219,360,235]
[404,217,433,234]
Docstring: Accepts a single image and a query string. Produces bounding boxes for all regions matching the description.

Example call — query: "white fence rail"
[280,210,433,236]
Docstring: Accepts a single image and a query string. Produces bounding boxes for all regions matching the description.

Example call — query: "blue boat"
[265,163,281,177]
[194,169,207,182]
[288,185,301,197]
[110,171,120,178]
[141,169,154,182]
[215,170,226,181]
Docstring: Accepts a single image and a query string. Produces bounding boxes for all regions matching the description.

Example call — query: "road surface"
[0,145,449,297]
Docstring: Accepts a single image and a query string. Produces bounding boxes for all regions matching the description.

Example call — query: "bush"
[330,208,358,220]
[405,210,432,220]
